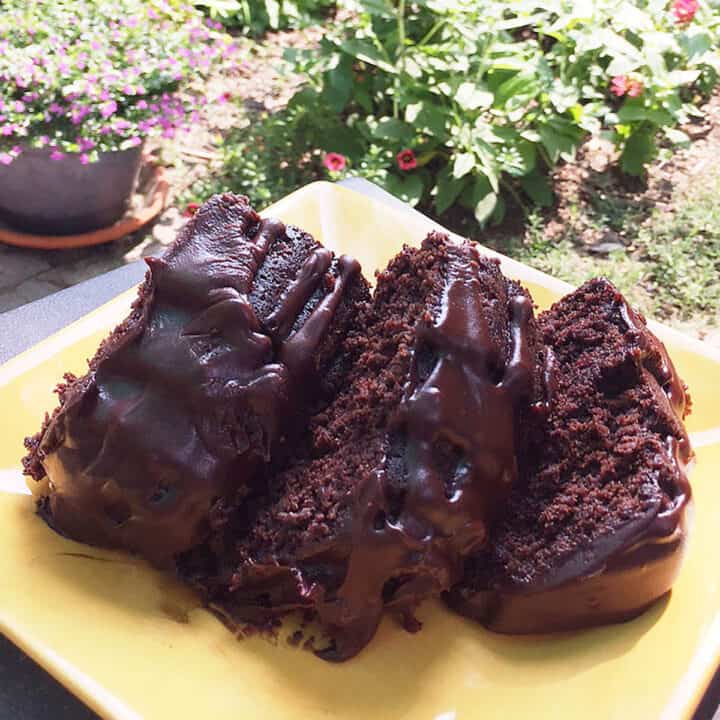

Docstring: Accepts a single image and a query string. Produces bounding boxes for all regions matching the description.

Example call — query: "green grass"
[508,174,720,326]
[639,181,720,320]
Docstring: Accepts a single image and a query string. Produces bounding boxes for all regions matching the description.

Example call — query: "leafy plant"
[196,0,335,35]
[186,96,340,207]
[0,0,238,164]
[276,0,720,221]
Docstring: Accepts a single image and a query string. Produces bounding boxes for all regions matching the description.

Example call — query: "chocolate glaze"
[23,194,363,567]
[446,279,693,633]
[187,237,538,660]
[312,242,535,659]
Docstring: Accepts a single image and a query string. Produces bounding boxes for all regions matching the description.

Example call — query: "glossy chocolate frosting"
[198,236,539,660]
[23,194,364,567]
[315,245,536,659]
[446,279,693,633]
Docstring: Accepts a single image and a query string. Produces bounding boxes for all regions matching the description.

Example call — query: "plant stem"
[537,144,553,170]
[500,177,528,216]
[393,0,406,119]
[417,18,445,48]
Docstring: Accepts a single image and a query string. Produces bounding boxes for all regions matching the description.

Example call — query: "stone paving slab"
[0,207,184,314]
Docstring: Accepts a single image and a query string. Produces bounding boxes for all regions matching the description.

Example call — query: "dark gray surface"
[0,261,146,365]
[0,177,716,719]
[0,635,98,720]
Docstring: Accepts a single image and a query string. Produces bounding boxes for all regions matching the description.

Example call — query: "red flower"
[672,0,699,24]
[183,202,200,217]
[323,152,346,172]
[396,148,417,171]
[610,75,644,98]
[627,79,644,97]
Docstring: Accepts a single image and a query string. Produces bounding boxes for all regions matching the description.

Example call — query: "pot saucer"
[0,159,168,250]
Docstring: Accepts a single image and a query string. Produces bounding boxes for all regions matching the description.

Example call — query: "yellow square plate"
[2,181,720,720]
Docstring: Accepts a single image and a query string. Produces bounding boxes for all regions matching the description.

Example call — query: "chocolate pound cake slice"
[23,194,370,567]
[446,279,692,632]
[182,232,540,660]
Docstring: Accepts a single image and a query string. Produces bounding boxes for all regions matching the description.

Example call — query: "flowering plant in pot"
[0,0,237,236]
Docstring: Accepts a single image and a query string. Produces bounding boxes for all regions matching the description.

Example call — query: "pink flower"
[13,100,25,112]
[610,75,644,98]
[672,0,699,23]
[611,76,628,96]
[323,152,347,172]
[100,100,117,119]
[0,153,13,166]
[50,149,64,161]
[1,125,14,136]
[79,154,90,165]
[627,79,644,97]
[397,148,417,171]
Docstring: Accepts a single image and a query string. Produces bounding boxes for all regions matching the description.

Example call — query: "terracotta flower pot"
[0,146,143,236]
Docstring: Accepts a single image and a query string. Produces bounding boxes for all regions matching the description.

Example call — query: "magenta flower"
[672,0,699,23]
[79,154,90,165]
[100,100,118,119]
[397,149,418,171]
[1,125,14,136]
[49,149,64,161]
[13,100,25,112]
[0,153,13,166]
[323,152,347,172]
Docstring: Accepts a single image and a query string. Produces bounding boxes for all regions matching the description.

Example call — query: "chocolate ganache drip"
[25,194,362,567]
[445,278,693,634]
[316,241,535,660]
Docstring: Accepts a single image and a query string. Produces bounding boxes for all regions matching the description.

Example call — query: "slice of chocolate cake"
[181,232,540,660]
[446,278,693,633]
[23,194,370,567]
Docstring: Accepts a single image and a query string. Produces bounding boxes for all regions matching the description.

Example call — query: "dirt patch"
[545,91,720,251]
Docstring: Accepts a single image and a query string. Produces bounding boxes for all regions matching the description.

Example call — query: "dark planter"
[0,146,143,236]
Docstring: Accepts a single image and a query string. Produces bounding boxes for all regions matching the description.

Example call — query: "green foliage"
[274,0,720,220]
[186,95,340,207]
[196,0,334,35]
